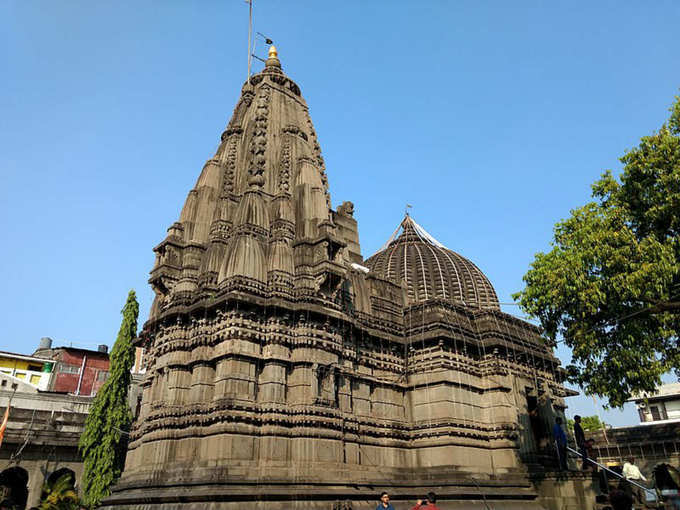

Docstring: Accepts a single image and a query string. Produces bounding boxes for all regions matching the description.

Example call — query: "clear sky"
[2,1,679,426]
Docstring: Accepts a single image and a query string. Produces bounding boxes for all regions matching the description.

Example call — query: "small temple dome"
[365,216,500,309]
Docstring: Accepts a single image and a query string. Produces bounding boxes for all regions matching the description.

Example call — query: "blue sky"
[2,1,679,426]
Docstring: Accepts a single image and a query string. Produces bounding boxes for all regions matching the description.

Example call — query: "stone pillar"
[188,362,215,403]
[337,375,352,412]
[167,366,191,405]
[287,365,315,405]
[214,357,257,401]
[257,361,287,404]
[352,381,371,417]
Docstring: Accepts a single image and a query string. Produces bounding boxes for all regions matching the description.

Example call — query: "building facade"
[0,351,53,391]
[34,341,110,396]
[0,373,93,508]
[104,48,584,510]
[631,382,680,423]
[0,339,146,509]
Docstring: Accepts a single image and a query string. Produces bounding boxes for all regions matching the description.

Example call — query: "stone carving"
[242,90,254,106]
[222,138,238,196]
[283,124,308,141]
[337,201,354,217]
[247,86,271,188]
[106,46,572,510]
[221,126,243,142]
[279,141,291,193]
[268,73,301,97]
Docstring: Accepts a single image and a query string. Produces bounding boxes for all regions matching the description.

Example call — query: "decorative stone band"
[129,399,518,445]
[146,313,555,377]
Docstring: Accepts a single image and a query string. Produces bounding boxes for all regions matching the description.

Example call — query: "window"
[27,364,42,372]
[96,371,109,382]
[651,405,661,421]
[58,363,81,374]
[638,408,646,422]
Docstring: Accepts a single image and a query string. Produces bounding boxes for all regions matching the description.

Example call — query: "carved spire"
[267,194,295,294]
[150,46,340,301]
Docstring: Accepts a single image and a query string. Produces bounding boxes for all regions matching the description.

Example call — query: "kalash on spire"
[103,45,574,510]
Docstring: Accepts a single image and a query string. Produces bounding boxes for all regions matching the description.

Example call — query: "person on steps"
[622,458,648,506]
[573,415,588,470]
[553,416,568,470]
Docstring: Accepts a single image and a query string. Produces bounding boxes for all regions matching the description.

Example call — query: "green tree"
[514,96,680,408]
[79,290,139,508]
[581,415,608,433]
[38,474,80,510]
[567,415,609,435]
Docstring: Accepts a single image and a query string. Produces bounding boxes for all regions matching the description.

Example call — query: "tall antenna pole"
[247,0,253,81]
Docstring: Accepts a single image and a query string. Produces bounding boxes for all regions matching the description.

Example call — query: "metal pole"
[75,355,87,396]
[247,0,253,81]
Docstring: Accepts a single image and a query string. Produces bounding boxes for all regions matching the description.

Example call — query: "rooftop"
[629,382,680,402]
[0,350,54,364]
[366,215,500,309]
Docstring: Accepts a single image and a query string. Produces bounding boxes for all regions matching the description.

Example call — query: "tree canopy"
[79,290,138,508]
[514,95,680,408]
[567,415,608,435]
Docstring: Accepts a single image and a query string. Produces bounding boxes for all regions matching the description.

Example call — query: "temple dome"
[365,216,500,309]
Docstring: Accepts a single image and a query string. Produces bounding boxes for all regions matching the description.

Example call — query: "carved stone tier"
[104,47,570,510]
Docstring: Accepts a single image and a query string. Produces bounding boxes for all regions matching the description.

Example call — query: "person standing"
[411,492,441,510]
[573,415,588,469]
[553,417,568,470]
[377,492,395,510]
[622,458,648,505]
[585,439,609,494]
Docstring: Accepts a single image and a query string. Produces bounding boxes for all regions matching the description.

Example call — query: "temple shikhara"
[104,47,584,509]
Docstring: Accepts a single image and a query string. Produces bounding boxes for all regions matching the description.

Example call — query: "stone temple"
[105,47,585,509]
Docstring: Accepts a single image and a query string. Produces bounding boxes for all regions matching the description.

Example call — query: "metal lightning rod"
[246,0,253,81]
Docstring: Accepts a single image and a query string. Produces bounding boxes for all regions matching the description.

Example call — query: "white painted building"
[630,382,680,423]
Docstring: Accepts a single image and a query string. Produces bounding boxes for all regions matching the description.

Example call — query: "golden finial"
[268,45,278,59]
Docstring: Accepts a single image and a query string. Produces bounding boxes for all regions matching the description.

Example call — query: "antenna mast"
[247,0,253,81]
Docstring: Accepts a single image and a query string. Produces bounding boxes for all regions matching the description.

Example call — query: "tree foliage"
[79,290,139,508]
[567,415,608,435]
[37,474,80,510]
[514,96,680,408]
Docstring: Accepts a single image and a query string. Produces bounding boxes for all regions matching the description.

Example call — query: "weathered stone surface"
[104,48,572,510]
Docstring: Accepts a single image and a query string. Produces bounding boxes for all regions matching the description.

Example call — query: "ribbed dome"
[365,216,499,309]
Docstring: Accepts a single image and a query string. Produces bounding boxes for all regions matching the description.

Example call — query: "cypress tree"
[79,290,139,508]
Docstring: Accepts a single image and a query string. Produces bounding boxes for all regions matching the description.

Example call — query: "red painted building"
[34,344,111,396]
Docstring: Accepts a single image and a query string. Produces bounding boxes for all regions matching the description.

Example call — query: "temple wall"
[126,313,557,478]
[533,474,598,510]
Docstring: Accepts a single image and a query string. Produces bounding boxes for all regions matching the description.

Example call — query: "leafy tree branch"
[514,95,680,408]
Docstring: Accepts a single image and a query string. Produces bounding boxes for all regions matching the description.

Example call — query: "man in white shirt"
[622,458,647,505]
[623,458,646,481]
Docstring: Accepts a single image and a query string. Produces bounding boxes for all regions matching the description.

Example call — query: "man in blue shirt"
[553,416,568,470]
[377,492,395,510]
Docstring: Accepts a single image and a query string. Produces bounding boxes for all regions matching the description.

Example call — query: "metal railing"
[565,445,655,498]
